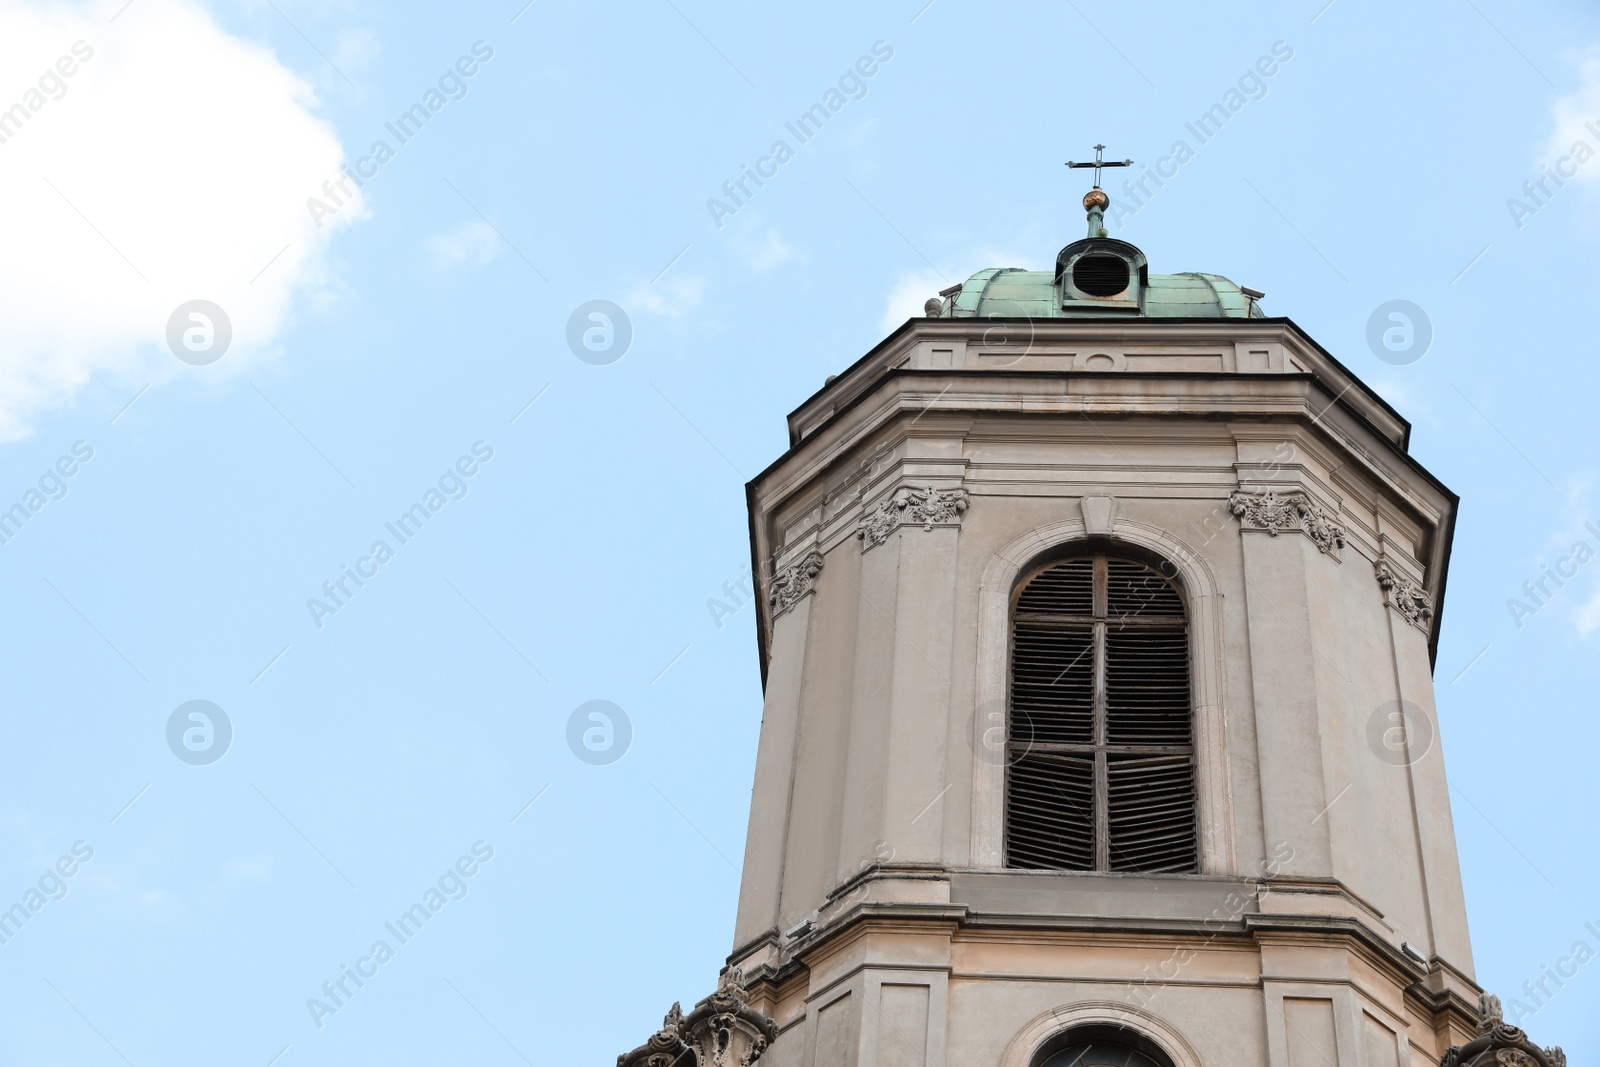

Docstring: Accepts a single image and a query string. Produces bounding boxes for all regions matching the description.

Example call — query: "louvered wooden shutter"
[1004,554,1197,873]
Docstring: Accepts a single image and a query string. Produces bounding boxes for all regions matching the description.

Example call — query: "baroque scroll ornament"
[1478,993,1504,1034]
[1227,489,1347,559]
[1436,992,1563,1067]
[768,551,824,619]
[857,485,970,550]
[618,970,778,1067]
[1228,489,1298,535]
[616,1002,689,1067]
[1495,1053,1537,1067]
[1376,559,1433,632]
[682,967,778,1067]
[1294,498,1347,559]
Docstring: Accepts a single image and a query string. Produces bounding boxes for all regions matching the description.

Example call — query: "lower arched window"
[1004,551,1197,873]
[1040,1039,1171,1067]
[1033,1023,1181,1067]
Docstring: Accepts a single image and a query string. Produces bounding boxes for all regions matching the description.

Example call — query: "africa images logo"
[566,700,631,765]
[166,700,232,766]
[165,300,232,365]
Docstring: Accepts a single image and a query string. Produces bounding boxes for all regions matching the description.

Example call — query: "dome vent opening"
[1072,254,1130,297]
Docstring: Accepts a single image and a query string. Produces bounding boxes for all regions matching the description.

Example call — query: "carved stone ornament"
[769,551,824,620]
[1496,1053,1538,1067]
[1228,489,1298,536]
[617,1002,689,1067]
[858,485,971,551]
[1376,558,1434,632]
[1437,991,1563,1067]
[682,967,780,1067]
[1227,489,1347,559]
[1479,994,1503,1034]
[1295,498,1348,559]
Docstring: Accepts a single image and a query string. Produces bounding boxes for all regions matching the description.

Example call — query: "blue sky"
[0,0,1596,1063]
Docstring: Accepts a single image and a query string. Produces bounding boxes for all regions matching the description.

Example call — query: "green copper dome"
[938,267,1264,319]
[933,237,1265,320]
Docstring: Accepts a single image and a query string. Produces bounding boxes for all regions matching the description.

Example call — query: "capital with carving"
[1376,558,1433,632]
[617,1002,689,1067]
[769,551,824,620]
[1228,488,1346,560]
[682,967,779,1067]
[1437,991,1563,1067]
[858,484,970,551]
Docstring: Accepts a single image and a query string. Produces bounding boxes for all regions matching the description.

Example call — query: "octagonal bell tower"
[613,181,1568,1067]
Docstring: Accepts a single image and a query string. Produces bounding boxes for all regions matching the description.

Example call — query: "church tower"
[616,168,1567,1067]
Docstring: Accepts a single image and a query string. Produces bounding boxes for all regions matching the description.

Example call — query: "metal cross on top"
[1066,144,1133,189]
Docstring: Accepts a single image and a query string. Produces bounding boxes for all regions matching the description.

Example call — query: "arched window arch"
[1033,1024,1179,1067]
[1004,550,1197,873]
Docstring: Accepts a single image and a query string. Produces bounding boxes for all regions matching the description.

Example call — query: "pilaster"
[1238,512,1336,875]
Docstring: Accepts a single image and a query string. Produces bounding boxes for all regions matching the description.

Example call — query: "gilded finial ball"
[1083,188,1109,210]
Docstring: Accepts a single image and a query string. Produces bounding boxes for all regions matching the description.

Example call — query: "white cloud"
[331,26,381,78]
[879,269,947,333]
[1575,590,1600,637]
[876,249,1030,334]
[970,247,1033,272]
[843,117,878,150]
[1557,479,1600,640]
[193,851,276,908]
[730,225,800,273]
[0,0,361,440]
[216,852,273,892]
[1545,49,1600,184]
[1520,473,1600,638]
[627,275,704,318]
[428,220,502,270]
[1366,376,1437,427]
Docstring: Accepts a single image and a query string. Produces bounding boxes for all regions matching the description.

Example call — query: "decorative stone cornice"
[617,970,778,1067]
[1295,499,1347,560]
[617,1002,689,1067]
[1376,557,1433,632]
[1229,489,1298,535]
[682,968,778,1067]
[768,551,823,619]
[1228,488,1346,560]
[1438,993,1564,1067]
[858,485,970,551]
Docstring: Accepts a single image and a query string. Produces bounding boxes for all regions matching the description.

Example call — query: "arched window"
[1004,551,1197,873]
[1039,1039,1171,1067]
[1031,1023,1181,1067]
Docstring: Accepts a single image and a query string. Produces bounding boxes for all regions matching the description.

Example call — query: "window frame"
[1004,551,1198,872]
[969,519,1236,877]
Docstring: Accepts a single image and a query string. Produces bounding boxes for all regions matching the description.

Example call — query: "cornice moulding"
[749,362,1457,685]
[786,318,1410,451]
